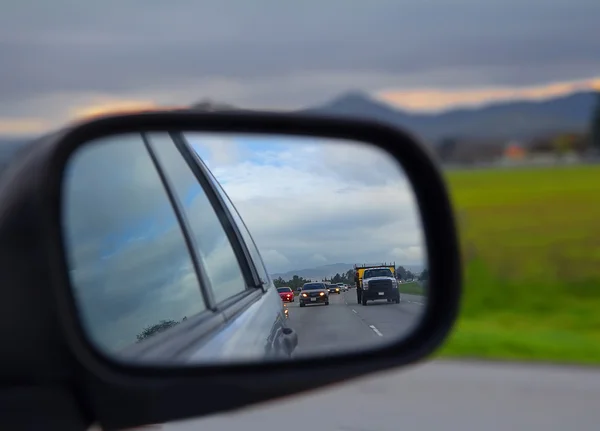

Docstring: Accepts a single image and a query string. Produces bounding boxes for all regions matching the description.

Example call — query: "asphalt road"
[163,360,600,431]
[110,288,600,430]
[287,289,427,358]
[134,289,600,431]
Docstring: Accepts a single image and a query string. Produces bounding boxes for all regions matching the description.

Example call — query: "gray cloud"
[193,135,426,274]
[1,0,600,119]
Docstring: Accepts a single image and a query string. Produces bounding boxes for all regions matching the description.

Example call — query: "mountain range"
[301,90,598,143]
[270,263,425,281]
[1,89,597,147]
[188,90,598,143]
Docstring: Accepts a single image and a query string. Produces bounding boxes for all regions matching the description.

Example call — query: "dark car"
[277,287,295,302]
[299,282,330,307]
[327,284,341,294]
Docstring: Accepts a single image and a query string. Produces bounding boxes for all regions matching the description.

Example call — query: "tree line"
[592,92,600,152]
[273,266,429,289]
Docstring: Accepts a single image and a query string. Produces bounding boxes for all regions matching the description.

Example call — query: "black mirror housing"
[0,111,461,430]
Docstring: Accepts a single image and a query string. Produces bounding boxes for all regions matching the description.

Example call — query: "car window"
[189,142,272,286]
[62,134,207,353]
[364,269,393,278]
[147,133,247,304]
[302,283,324,290]
[277,287,292,293]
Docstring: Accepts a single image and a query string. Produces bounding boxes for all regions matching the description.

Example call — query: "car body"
[277,287,295,302]
[328,284,341,294]
[299,282,330,307]
[336,282,348,292]
[56,130,299,363]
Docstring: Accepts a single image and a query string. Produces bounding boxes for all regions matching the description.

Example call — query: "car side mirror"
[0,110,461,430]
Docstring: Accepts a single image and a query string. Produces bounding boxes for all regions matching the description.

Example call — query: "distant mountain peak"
[325,91,394,112]
[304,89,598,141]
[304,89,410,123]
[183,89,599,141]
[329,90,373,104]
[190,98,239,112]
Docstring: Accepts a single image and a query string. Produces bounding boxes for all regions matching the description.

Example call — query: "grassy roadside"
[435,165,600,364]
[398,282,425,296]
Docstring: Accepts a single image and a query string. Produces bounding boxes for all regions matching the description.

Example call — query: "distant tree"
[332,273,344,283]
[552,133,574,157]
[274,274,311,290]
[395,266,416,280]
[396,266,407,280]
[273,277,287,288]
[136,319,179,342]
[591,92,600,151]
[345,269,354,281]
[419,269,429,281]
[275,271,357,288]
[437,137,458,162]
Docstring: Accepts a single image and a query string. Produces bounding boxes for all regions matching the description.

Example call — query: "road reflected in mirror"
[61,131,428,366]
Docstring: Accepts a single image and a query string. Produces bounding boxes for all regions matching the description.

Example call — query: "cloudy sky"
[2,0,600,134]
[62,132,420,351]
[189,134,424,274]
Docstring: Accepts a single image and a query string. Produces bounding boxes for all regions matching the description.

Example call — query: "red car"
[277,286,295,302]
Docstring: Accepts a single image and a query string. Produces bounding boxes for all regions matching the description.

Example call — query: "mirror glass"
[61,130,428,366]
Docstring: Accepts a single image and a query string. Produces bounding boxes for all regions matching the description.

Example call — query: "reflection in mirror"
[61,131,428,366]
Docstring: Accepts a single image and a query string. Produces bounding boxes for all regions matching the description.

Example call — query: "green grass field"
[436,165,600,365]
[398,282,425,295]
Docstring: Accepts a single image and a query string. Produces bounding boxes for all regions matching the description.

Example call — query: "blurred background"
[2,0,600,366]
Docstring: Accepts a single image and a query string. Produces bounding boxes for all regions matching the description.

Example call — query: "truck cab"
[354,263,399,306]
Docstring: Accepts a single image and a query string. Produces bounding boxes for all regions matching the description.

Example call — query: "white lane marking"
[352,309,357,313]
[369,325,383,337]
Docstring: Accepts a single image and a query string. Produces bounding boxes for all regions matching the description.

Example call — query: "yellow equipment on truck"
[354,262,398,306]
